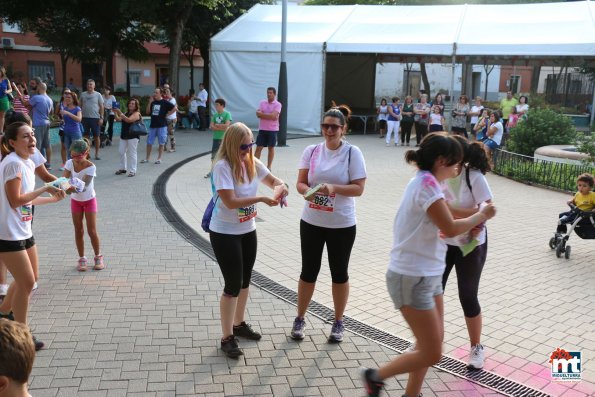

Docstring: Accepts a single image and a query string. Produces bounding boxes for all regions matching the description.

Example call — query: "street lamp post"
[277,0,288,147]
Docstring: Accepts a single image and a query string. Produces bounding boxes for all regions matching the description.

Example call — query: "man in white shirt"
[162,87,178,152]
[197,83,208,130]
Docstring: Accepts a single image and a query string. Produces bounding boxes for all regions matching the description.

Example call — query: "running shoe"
[77,257,88,272]
[221,336,243,358]
[233,321,262,340]
[93,255,105,270]
[328,319,344,343]
[467,344,484,370]
[290,317,306,340]
[360,367,384,397]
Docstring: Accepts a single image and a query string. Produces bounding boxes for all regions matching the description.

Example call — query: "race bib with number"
[238,204,257,222]
[309,193,335,212]
[20,204,33,222]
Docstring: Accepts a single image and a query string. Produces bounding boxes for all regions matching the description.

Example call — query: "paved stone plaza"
[22,130,594,396]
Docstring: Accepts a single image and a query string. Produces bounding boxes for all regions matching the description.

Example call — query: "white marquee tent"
[210,1,595,134]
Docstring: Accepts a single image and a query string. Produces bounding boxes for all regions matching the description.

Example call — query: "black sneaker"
[221,336,243,358]
[32,335,45,351]
[360,367,384,397]
[0,311,14,320]
[233,321,262,340]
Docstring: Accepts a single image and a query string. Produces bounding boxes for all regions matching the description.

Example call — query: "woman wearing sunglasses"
[290,105,367,343]
[208,122,288,358]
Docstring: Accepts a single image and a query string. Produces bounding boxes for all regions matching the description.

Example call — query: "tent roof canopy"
[211,1,595,65]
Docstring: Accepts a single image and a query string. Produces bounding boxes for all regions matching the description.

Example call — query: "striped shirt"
[13,95,29,115]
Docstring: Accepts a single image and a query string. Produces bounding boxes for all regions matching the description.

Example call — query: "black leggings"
[210,230,257,297]
[299,220,356,284]
[442,237,488,318]
[400,120,414,144]
[414,121,428,143]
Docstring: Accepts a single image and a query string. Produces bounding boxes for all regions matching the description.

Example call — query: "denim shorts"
[148,127,168,145]
[386,270,443,310]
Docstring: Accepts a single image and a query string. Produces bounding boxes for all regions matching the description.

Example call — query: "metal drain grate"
[154,151,551,397]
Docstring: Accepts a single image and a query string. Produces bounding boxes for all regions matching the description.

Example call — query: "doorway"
[472,72,482,99]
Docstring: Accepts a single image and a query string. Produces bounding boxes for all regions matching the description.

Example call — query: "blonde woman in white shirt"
[208,122,288,358]
[290,105,367,344]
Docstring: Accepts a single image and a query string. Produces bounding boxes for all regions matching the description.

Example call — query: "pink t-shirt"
[258,100,282,131]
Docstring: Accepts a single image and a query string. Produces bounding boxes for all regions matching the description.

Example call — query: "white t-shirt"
[0,148,45,167]
[103,94,116,115]
[210,159,269,235]
[64,160,96,202]
[0,152,36,240]
[491,121,504,145]
[443,168,493,246]
[378,105,389,121]
[470,105,484,124]
[298,142,367,229]
[516,104,529,115]
[167,97,177,120]
[388,171,446,277]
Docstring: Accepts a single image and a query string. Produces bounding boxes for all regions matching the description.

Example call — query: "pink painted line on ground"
[450,343,594,395]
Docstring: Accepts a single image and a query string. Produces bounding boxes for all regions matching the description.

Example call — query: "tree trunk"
[420,62,430,96]
[530,65,541,95]
[103,40,115,89]
[199,42,210,92]
[168,2,193,95]
[60,52,69,90]
[483,64,494,101]
[189,47,195,91]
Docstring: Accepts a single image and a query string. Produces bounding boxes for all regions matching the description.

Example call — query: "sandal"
[128,172,135,177]
[115,170,126,175]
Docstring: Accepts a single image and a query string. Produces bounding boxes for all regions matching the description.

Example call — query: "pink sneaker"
[93,255,105,270]
[77,257,88,272]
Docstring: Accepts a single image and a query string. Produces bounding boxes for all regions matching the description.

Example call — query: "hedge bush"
[506,108,577,156]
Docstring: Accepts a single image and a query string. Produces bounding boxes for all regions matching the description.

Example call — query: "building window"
[28,62,56,89]
[508,75,521,94]
[128,71,141,87]
[2,22,21,33]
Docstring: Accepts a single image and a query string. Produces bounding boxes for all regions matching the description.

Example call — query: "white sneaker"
[467,344,484,370]
[32,282,38,291]
[0,284,8,296]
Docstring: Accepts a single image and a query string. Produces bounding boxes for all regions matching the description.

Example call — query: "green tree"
[3,0,154,88]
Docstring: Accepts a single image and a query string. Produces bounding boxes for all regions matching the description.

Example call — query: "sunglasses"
[321,123,343,132]
[71,151,88,159]
[240,142,255,151]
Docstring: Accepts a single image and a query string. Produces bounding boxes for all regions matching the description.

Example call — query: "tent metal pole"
[449,43,457,128]
[277,0,289,146]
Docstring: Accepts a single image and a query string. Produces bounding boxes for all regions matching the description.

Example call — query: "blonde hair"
[216,122,256,184]
[0,319,35,384]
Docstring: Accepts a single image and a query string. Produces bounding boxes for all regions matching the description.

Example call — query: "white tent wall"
[210,50,323,134]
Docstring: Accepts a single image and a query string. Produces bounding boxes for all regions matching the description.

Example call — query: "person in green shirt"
[204,98,232,178]
[499,91,518,129]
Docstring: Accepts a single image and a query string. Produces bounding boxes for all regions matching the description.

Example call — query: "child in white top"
[63,139,103,271]
[429,105,445,133]
[361,132,496,397]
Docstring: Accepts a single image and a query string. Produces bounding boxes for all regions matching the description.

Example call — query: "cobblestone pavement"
[17,130,593,396]
[169,132,595,396]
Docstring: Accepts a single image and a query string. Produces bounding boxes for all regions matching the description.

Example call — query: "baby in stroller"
[550,173,595,258]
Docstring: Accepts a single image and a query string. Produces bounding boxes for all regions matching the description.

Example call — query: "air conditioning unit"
[1,37,15,49]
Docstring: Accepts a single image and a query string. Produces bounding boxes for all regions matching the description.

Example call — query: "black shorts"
[256,130,278,148]
[378,120,387,129]
[0,237,36,252]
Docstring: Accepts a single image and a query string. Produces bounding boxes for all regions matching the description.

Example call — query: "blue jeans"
[64,130,83,159]
[188,112,200,129]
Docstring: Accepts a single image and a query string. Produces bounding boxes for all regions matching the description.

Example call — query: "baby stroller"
[549,204,595,259]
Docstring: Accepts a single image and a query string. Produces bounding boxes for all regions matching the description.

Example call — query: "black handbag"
[129,119,148,136]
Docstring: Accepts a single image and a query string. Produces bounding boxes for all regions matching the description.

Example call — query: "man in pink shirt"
[255,87,282,170]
